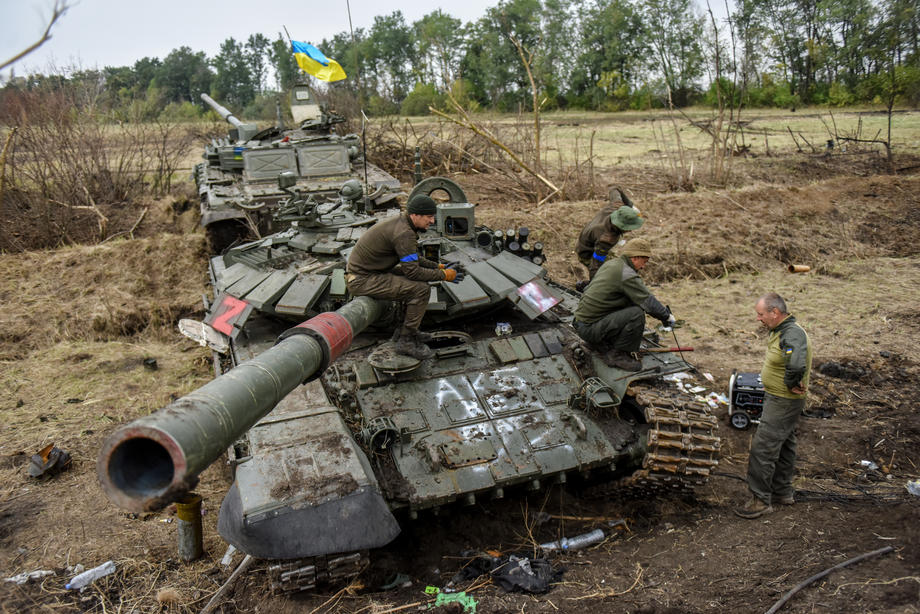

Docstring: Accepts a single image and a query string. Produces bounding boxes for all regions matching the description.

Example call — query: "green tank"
[97,177,720,592]
[196,83,402,252]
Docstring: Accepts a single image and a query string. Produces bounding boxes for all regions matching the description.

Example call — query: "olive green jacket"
[575,206,624,277]
[347,213,443,282]
[574,255,669,323]
[761,315,812,399]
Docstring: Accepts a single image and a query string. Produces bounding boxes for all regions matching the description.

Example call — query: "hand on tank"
[443,268,464,283]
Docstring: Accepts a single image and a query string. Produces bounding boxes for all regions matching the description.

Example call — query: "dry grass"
[473,173,920,287]
[391,108,920,167]
[0,233,210,360]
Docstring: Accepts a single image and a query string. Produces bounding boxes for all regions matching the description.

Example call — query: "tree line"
[3,0,918,121]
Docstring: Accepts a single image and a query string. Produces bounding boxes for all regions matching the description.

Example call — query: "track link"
[268,551,368,593]
[618,388,721,494]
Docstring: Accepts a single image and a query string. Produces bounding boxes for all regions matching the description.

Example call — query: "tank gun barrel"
[97,297,385,513]
[201,93,244,129]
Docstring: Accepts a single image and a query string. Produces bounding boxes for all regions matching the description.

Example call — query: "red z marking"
[211,295,248,335]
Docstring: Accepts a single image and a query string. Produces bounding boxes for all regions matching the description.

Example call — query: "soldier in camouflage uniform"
[736,292,813,519]
[573,238,676,371]
[346,195,462,360]
[575,187,644,289]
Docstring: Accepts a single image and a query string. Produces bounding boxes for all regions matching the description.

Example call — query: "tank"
[195,83,402,252]
[97,177,720,592]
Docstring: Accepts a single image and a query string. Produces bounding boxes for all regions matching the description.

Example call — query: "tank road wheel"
[408,177,468,204]
[206,220,251,254]
[729,410,751,430]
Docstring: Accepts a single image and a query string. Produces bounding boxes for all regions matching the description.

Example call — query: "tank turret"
[194,86,402,253]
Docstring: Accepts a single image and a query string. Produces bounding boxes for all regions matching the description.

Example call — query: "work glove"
[440,261,464,273]
[661,313,677,328]
[443,268,464,283]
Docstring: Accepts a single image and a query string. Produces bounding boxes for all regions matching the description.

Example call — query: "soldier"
[735,292,812,519]
[572,238,675,371]
[575,187,644,290]
[346,195,462,360]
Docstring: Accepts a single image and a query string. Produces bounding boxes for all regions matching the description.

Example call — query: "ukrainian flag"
[291,41,346,82]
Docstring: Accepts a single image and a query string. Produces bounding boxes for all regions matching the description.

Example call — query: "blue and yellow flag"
[291,41,346,82]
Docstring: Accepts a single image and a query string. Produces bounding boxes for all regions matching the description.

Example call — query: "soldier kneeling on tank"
[346,194,463,360]
[574,187,644,292]
[572,238,676,371]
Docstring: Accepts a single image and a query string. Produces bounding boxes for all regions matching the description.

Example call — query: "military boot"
[393,327,434,360]
[774,494,795,506]
[734,494,773,519]
[602,349,642,371]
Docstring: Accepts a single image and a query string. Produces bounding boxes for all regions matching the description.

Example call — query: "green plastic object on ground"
[431,591,477,613]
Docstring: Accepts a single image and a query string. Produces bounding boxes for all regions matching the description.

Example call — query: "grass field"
[387,106,920,166]
[1,104,919,613]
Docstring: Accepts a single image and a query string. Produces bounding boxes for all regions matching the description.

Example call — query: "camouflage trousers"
[573,305,645,352]
[346,272,429,330]
[747,393,805,504]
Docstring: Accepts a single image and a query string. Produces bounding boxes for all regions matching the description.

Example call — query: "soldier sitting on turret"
[575,187,644,291]
[346,195,462,360]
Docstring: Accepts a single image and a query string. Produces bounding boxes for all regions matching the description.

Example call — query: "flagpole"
[345,0,362,107]
[281,25,307,89]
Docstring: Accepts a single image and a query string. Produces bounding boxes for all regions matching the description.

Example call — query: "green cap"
[407,194,437,215]
[622,238,652,258]
[609,205,644,231]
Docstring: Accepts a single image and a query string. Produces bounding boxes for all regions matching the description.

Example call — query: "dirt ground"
[1,143,919,613]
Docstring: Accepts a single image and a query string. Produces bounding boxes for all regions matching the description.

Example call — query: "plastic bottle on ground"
[540,528,605,551]
[65,561,116,590]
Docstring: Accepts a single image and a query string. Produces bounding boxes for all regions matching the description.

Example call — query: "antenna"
[361,109,369,202]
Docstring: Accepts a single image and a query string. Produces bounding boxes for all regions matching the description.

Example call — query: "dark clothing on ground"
[575,206,624,278]
[346,213,443,330]
[572,255,669,352]
[747,314,812,504]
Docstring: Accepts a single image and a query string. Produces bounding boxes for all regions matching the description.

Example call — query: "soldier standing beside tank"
[575,187,644,291]
[572,238,676,371]
[346,195,462,360]
[736,292,812,519]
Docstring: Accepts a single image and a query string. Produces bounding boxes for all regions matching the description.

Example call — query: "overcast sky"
[1,0,499,76]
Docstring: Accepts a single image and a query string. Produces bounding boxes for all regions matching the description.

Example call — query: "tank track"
[267,551,368,593]
[619,387,721,494]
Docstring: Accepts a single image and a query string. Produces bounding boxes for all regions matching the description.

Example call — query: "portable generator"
[728,370,765,429]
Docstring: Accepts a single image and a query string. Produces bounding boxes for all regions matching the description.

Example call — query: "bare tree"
[0,0,71,72]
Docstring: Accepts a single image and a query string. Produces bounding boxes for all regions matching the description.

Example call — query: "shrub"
[400,83,444,116]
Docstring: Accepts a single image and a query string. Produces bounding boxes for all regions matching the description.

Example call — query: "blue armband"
[592,252,606,262]
[399,253,419,263]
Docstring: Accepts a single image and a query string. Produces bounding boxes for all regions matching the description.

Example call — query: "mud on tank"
[97,178,720,592]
